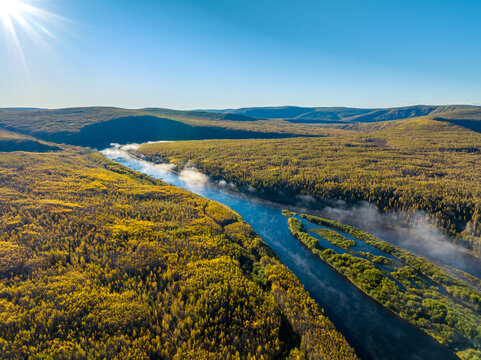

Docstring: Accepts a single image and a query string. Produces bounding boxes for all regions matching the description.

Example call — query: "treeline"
[0,147,357,359]
[136,118,481,254]
[289,213,481,360]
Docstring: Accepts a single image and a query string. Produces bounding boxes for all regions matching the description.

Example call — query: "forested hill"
[136,117,481,255]
[0,107,326,147]
[0,141,357,359]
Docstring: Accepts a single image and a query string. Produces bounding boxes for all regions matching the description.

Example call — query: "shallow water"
[102,144,458,360]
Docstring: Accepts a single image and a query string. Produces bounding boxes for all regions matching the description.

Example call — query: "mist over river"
[101,143,461,360]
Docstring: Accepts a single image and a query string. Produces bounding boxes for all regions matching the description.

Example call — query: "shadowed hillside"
[0,107,260,134]
[34,115,302,148]
[428,107,481,133]
[0,107,327,147]
[0,129,61,152]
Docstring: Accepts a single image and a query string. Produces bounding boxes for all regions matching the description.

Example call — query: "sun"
[0,0,66,74]
[0,0,62,43]
[0,0,24,20]
[0,0,37,34]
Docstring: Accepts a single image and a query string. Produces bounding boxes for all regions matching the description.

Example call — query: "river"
[101,144,459,360]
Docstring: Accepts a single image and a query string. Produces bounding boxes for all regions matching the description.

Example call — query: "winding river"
[102,144,459,360]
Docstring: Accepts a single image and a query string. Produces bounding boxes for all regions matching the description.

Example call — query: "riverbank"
[102,143,460,360]
[288,214,481,359]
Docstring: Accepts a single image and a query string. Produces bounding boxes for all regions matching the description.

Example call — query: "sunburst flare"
[0,0,65,77]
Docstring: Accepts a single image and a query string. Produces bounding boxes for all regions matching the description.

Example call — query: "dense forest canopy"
[0,144,357,359]
[136,118,481,254]
[1,104,481,359]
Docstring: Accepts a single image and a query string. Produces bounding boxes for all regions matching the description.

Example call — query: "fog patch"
[141,162,176,176]
[100,143,177,181]
[179,162,210,188]
[101,141,173,156]
[404,215,462,260]
[296,194,317,205]
[100,143,133,160]
[218,179,236,189]
[303,200,471,270]
[120,143,140,151]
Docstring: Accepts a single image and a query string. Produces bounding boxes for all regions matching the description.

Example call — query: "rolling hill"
[429,107,481,133]
[207,104,481,125]
[2,105,480,149]
[0,107,327,147]
[0,129,61,152]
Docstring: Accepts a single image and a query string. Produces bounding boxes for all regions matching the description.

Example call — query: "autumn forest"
[1,105,481,360]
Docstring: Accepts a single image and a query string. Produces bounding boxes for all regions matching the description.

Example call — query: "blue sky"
[1,0,480,109]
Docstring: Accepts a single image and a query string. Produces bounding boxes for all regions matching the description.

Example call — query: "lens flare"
[0,0,66,78]
[0,0,36,32]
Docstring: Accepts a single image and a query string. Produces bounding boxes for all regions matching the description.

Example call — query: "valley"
[103,144,460,360]
[1,105,481,359]
[3,0,480,358]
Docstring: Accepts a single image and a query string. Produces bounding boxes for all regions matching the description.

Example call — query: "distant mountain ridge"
[0,107,46,111]
[1,105,481,147]
[206,104,481,124]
